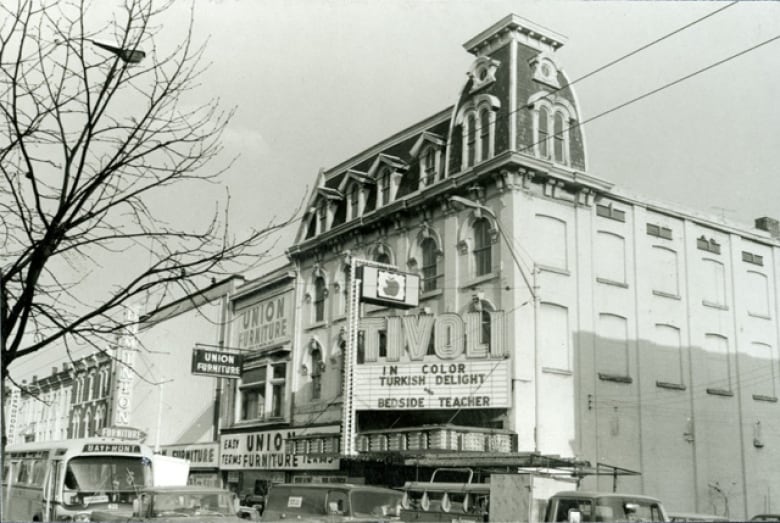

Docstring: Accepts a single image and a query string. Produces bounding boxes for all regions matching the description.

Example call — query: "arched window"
[538,106,550,159]
[348,184,359,219]
[71,411,80,439]
[338,340,346,396]
[480,309,491,346]
[479,109,491,162]
[311,346,323,400]
[95,405,105,433]
[421,238,440,292]
[375,252,390,265]
[473,218,492,276]
[87,374,94,401]
[466,113,477,167]
[82,410,91,438]
[553,112,565,163]
[314,277,326,323]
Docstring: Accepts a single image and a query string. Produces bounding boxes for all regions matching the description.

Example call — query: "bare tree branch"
[0,0,299,454]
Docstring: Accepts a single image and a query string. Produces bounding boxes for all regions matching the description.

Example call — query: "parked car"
[544,491,669,522]
[260,483,403,522]
[669,513,728,522]
[89,485,245,522]
[237,505,262,520]
[752,515,780,522]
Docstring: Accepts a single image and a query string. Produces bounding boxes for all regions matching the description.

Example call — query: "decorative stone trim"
[656,381,686,391]
[706,388,734,397]
[598,373,632,384]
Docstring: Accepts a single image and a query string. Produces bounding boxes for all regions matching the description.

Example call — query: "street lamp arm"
[88,39,146,64]
[448,195,537,300]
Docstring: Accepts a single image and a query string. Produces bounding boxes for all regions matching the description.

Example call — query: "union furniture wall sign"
[235,290,293,350]
[352,311,510,409]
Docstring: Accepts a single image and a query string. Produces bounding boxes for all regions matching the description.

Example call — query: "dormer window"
[538,106,550,158]
[553,112,565,163]
[479,109,491,163]
[456,94,500,172]
[423,147,437,186]
[317,199,328,234]
[410,132,445,189]
[379,168,392,206]
[531,98,573,166]
[347,183,360,219]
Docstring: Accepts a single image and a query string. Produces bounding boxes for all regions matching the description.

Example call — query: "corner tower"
[449,14,587,176]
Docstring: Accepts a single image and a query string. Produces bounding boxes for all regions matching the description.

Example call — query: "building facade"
[218,265,344,500]
[274,14,780,519]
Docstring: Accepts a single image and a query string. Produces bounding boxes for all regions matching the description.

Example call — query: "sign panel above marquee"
[359,266,419,308]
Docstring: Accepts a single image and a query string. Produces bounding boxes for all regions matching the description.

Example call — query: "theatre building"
[280,13,780,519]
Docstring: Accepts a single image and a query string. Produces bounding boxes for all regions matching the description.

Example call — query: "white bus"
[2,437,156,522]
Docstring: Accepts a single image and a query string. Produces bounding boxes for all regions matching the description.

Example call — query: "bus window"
[62,456,150,507]
[32,460,47,486]
[17,459,31,484]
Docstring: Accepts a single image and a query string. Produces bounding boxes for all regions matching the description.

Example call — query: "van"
[544,491,668,522]
[260,483,403,522]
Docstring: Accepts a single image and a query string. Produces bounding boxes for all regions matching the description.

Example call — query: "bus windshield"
[63,456,151,507]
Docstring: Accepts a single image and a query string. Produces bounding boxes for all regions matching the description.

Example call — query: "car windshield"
[63,456,150,507]
[350,490,403,517]
[152,491,236,517]
[551,497,665,522]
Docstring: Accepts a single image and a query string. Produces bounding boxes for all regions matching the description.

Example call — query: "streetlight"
[448,195,541,451]
[88,40,146,64]
[448,195,536,298]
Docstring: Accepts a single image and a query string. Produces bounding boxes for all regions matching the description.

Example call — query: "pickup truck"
[89,485,246,522]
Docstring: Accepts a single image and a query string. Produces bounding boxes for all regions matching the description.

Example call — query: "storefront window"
[239,362,287,422]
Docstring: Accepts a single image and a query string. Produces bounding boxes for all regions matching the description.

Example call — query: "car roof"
[270,483,399,493]
[142,486,233,494]
[669,512,729,521]
[551,491,663,503]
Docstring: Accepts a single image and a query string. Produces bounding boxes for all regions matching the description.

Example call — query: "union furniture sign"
[219,427,340,471]
[235,290,293,350]
[191,348,242,378]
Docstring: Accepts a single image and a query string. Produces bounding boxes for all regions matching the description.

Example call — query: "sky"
[10,0,780,381]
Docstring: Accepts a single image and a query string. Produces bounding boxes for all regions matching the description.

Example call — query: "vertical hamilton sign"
[112,306,139,426]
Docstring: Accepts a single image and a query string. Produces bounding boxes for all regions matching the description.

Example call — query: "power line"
[535,1,738,108]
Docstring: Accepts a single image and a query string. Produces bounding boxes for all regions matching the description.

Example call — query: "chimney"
[755,217,780,239]
[52,366,58,376]
[62,362,70,372]
[31,375,38,383]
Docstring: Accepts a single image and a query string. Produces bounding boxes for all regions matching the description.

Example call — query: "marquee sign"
[359,266,419,308]
[354,360,510,410]
[353,311,510,410]
[191,348,242,378]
